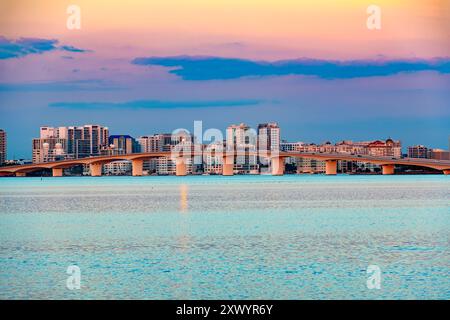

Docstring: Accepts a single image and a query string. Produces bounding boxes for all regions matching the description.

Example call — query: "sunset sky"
[0,0,449,158]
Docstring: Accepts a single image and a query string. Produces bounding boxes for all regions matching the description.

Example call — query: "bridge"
[0,151,449,177]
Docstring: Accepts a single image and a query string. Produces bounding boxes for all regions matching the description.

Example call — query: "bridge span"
[0,151,449,177]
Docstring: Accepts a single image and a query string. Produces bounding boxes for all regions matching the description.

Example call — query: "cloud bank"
[49,99,263,110]
[132,56,450,80]
[0,80,118,92]
[0,37,90,59]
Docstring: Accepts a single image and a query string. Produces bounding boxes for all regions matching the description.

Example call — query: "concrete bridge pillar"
[442,169,449,175]
[15,172,27,177]
[325,160,337,175]
[176,158,187,176]
[132,159,143,176]
[52,168,63,177]
[382,164,395,175]
[222,155,234,176]
[90,163,103,177]
[271,156,285,176]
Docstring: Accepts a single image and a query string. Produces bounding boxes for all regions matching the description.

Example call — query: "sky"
[0,0,449,158]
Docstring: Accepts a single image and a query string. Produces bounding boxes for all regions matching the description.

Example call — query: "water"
[0,175,448,300]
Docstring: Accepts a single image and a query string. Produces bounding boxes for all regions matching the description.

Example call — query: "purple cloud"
[132,55,450,80]
[0,36,90,59]
[49,99,263,109]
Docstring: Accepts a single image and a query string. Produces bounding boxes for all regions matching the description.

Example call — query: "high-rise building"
[225,124,258,173]
[106,135,138,155]
[258,122,280,151]
[0,129,6,165]
[32,125,109,163]
[226,123,257,150]
[32,138,67,163]
[138,134,175,153]
[137,132,196,174]
[66,126,84,157]
[83,125,109,156]
[65,125,109,158]
[39,126,57,139]
[138,135,156,153]
[40,126,68,139]
[138,134,169,174]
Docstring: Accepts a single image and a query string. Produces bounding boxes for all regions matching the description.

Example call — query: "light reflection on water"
[0,175,449,299]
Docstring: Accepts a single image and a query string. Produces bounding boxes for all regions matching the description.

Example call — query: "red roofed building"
[366,138,402,158]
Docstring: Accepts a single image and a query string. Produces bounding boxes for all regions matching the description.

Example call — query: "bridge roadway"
[0,151,449,177]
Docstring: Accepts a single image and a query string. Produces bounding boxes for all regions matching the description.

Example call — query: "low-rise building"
[297,158,326,174]
[429,149,450,161]
[103,161,132,175]
[281,138,400,173]
[203,141,225,174]
[408,145,430,159]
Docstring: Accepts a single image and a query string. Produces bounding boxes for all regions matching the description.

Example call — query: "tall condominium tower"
[63,125,109,158]
[32,124,109,163]
[226,123,257,150]
[138,134,173,152]
[225,123,258,173]
[257,122,280,151]
[107,135,138,155]
[0,129,6,165]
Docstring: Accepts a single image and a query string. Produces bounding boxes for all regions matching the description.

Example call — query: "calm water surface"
[0,175,449,299]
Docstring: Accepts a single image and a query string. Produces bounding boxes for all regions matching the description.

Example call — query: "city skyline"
[1,1,449,158]
[2,127,449,177]
[2,122,449,175]
[2,122,450,160]
[0,121,450,160]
